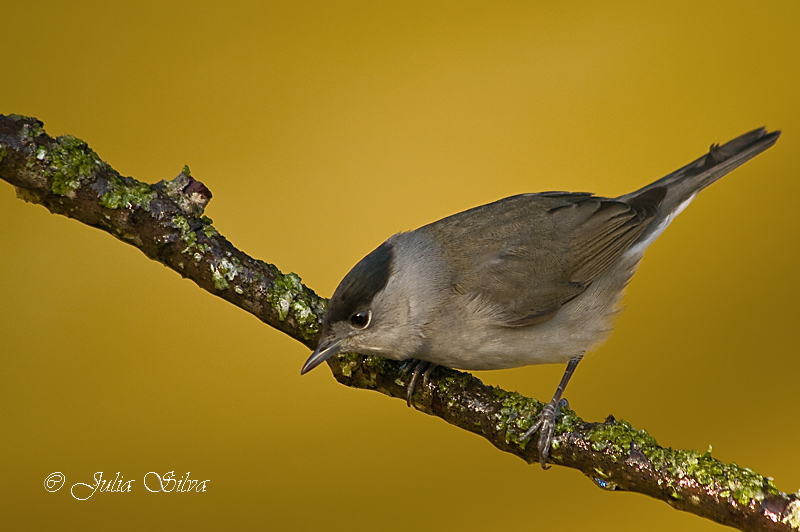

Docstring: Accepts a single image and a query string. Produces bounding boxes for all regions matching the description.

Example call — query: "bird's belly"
[417,257,637,371]
[419,317,614,370]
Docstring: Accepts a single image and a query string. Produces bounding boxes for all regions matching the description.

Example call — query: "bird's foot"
[521,398,569,469]
[400,359,437,406]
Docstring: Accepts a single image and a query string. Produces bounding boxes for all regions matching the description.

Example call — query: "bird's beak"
[301,337,343,374]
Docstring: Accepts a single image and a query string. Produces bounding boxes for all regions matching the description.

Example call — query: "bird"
[301,127,780,468]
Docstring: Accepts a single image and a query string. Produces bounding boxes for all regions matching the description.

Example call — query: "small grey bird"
[301,128,780,467]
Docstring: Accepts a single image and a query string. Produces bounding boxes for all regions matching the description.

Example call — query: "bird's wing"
[424,189,664,327]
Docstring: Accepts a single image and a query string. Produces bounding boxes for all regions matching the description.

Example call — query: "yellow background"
[2,1,798,530]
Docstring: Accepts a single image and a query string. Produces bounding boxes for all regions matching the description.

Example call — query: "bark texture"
[1,114,797,532]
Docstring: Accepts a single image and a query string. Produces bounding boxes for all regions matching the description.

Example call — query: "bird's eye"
[349,310,371,329]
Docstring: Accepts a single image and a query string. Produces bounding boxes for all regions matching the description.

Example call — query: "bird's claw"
[400,359,437,406]
[521,398,568,469]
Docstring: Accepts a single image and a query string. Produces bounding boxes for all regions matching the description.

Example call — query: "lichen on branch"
[0,114,325,344]
[1,114,797,532]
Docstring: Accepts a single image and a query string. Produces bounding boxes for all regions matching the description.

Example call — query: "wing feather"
[420,189,664,327]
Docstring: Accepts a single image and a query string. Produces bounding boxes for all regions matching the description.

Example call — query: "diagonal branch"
[1,114,797,532]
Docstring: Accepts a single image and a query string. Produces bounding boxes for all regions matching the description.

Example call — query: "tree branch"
[1,114,797,532]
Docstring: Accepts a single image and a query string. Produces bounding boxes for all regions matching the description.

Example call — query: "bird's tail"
[620,127,780,251]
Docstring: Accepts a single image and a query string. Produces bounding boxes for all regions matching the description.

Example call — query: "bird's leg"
[400,359,437,406]
[522,355,582,469]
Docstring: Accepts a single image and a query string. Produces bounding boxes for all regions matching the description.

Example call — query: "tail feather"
[620,127,780,250]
